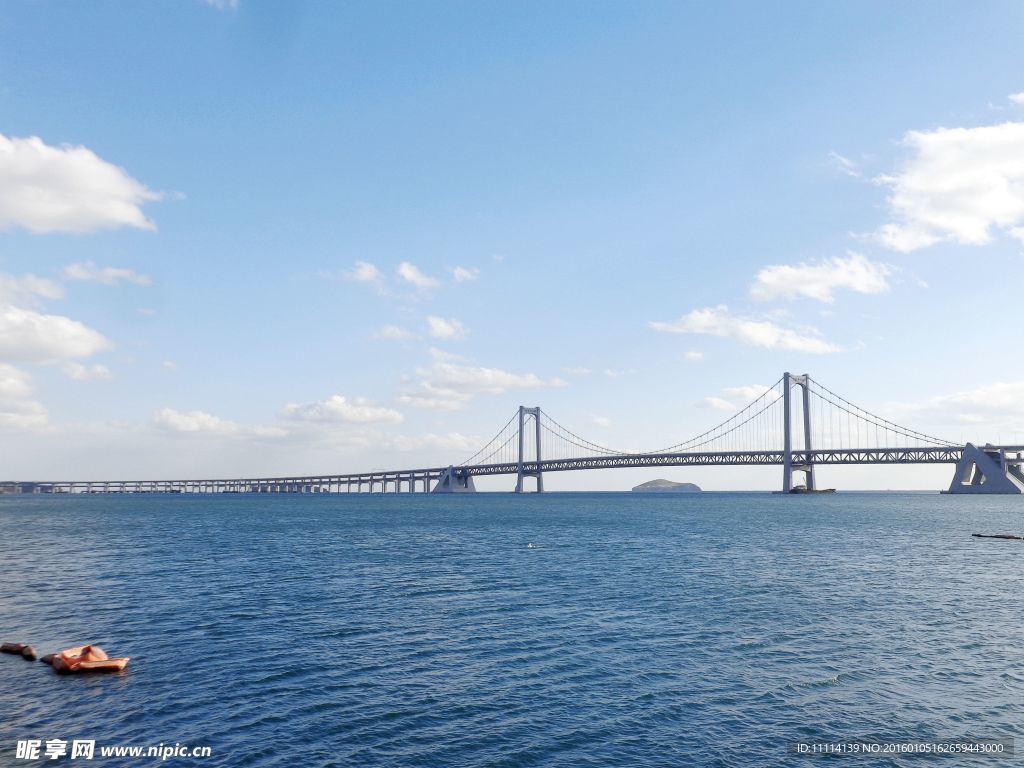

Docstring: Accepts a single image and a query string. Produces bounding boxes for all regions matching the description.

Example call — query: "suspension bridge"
[4,373,1023,495]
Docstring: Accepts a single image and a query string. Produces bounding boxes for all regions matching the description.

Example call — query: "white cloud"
[397,261,438,289]
[873,122,1024,252]
[702,396,736,411]
[426,315,468,340]
[452,266,479,282]
[724,384,781,403]
[0,305,111,363]
[202,0,239,8]
[899,381,1024,419]
[828,151,860,178]
[1010,93,1024,106]
[684,350,704,362]
[397,382,471,412]
[154,408,237,434]
[400,350,563,411]
[283,395,404,425]
[890,380,1024,437]
[427,353,553,394]
[0,397,48,431]
[345,261,384,285]
[698,384,781,415]
[62,362,113,381]
[152,407,285,437]
[388,432,481,452]
[0,274,64,306]
[0,363,32,399]
[0,364,48,431]
[591,415,612,428]
[373,324,418,341]
[751,252,891,303]
[0,134,160,233]
[64,261,151,286]
[650,305,838,354]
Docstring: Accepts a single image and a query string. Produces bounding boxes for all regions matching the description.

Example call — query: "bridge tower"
[782,372,816,493]
[514,406,544,493]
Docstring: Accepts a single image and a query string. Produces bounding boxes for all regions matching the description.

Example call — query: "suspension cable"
[806,377,955,446]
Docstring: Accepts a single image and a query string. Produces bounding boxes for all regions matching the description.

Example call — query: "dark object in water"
[771,487,837,494]
[971,533,1023,540]
[0,643,37,660]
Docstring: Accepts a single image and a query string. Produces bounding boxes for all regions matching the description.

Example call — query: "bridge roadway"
[1,445,969,495]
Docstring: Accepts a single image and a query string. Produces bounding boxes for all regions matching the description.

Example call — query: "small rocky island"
[631,479,701,493]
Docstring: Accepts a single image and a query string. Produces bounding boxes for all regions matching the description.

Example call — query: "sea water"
[1,492,1022,766]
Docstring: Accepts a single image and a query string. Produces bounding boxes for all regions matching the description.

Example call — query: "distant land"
[631,479,701,493]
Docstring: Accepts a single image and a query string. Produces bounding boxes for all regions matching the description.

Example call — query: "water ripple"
[1,492,1022,766]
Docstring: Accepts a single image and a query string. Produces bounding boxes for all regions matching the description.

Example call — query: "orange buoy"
[52,645,129,674]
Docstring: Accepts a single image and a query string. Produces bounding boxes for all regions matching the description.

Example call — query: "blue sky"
[2,0,1024,490]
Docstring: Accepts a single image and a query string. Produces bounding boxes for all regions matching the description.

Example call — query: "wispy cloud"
[62,362,113,381]
[650,305,838,354]
[0,273,64,306]
[828,151,861,178]
[64,261,151,286]
[153,408,284,437]
[154,408,234,434]
[372,324,418,341]
[724,384,780,402]
[283,395,403,425]
[750,252,891,303]
[890,380,1024,436]
[387,432,481,452]
[699,384,779,413]
[426,316,468,340]
[452,266,479,282]
[345,261,384,286]
[397,261,438,289]
[0,363,47,432]
[399,349,564,411]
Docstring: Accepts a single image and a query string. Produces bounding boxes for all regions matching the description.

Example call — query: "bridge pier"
[432,466,476,493]
[945,443,1024,494]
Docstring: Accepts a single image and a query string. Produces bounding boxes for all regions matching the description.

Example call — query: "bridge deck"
[0,446,971,494]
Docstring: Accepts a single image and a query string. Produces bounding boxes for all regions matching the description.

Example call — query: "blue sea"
[1,492,1022,766]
